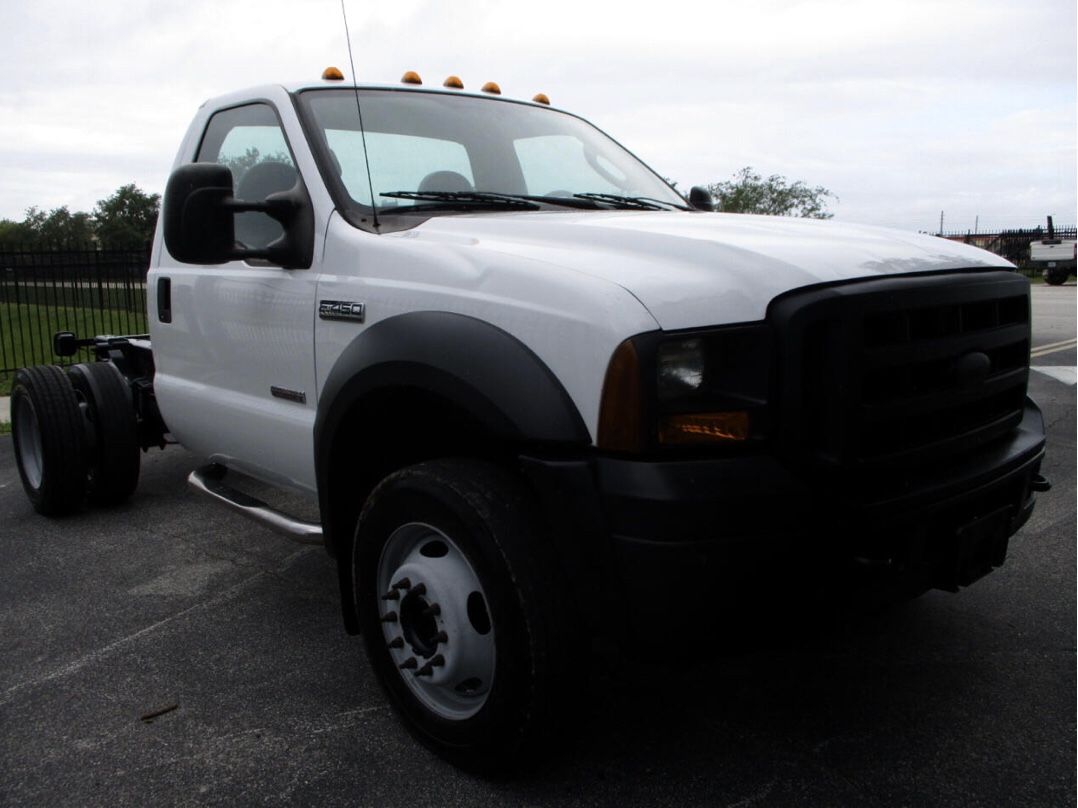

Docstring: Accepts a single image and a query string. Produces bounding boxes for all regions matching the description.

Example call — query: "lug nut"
[392,578,411,590]
[381,611,398,623]
[423,603,441,617]
[412,583,427,597]
[399,656,418,670]
[381,589,400,601]
[433,631,448,644]
[387,637,404,650]
[414,655,445,677]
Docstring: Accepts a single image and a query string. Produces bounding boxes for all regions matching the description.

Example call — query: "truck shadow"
[503,590,980,799]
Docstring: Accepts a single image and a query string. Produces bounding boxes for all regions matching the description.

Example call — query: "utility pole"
[974,215,979,235]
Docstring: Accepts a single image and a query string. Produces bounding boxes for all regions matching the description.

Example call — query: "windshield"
[294,88,685,218]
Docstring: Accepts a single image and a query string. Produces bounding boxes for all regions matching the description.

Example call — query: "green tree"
[706,167,836,219]
[0,217,34,246]
[93,184,160,248]
[0,206,95,246]
[35,206,96,244]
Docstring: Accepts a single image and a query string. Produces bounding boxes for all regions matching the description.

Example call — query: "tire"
[354,459,578,771]
[1043,267,1069,286]
[66,362,140,505]
[11,365,88,516]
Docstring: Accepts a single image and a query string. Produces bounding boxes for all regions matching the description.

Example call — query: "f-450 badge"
[319,300,366,322]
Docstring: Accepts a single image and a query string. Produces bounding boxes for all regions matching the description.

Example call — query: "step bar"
[187,465,323,546]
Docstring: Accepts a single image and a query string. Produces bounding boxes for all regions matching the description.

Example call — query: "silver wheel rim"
[377,523,495,721]
[14,396,44,490]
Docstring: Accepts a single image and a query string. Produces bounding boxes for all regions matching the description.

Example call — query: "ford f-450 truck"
[10,70,1049,768]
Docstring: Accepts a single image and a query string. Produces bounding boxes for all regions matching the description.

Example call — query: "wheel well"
[325,386,513,559]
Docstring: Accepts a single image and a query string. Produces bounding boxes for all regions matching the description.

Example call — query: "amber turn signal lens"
[401,70,423,85]
[658,412,750,444]
[532,93,550,105]
[443,75,464,89]
[322,66,345,81]
[597,339,643,452]
[481,81,501,94]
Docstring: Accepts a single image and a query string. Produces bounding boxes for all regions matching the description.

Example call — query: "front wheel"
[354,459,577,771]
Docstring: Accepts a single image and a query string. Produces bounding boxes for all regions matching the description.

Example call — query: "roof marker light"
[481,81,501,95]
[443,75,464,89]
[401,70,423,85]
[532,92,550,105]
[322,66,345,81]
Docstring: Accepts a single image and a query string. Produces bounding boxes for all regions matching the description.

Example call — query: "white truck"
[1029,217,1076,285]
[10,70,1050,769]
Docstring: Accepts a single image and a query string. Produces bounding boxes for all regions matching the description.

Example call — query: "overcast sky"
[1,0,1074,233]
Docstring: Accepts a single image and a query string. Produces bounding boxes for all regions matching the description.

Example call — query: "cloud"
[0,0,1074,232]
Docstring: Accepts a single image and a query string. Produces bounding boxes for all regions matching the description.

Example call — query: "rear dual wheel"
[11,365,88,515]
[11,362,139,515]
[67,362,140,505]
[355,459,578,771]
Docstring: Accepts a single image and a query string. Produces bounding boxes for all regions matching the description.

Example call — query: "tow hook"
[1031,474,1051,493]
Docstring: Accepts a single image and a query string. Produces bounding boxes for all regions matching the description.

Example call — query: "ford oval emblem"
[954,351,992,388]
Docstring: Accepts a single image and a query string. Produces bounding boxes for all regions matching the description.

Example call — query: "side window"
[514,135,626,196]
[196,104,297,251]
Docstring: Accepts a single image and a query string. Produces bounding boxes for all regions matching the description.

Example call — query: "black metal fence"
[940,226,1077,271]
[0,243,151,374]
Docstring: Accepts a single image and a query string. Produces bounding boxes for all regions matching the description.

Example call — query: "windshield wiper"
[379,189,683,213]
[512,194,605,209]
[572,193,689,211]
[379,190,541,211]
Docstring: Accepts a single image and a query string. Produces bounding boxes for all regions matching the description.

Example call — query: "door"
[153,101,319,491]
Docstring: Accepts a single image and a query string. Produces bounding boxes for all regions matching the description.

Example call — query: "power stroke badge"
[319,300,366,322]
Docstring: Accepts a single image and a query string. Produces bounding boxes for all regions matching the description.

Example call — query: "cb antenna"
[340,0,379,231]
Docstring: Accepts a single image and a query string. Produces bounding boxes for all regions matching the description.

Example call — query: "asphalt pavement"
[1,288,1074,807]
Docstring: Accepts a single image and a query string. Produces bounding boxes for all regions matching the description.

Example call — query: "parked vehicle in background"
[8,68,1051,770]
[1030,216,1076,285]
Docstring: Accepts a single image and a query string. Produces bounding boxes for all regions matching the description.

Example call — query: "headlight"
[598,324,771,453]
[657,338,705,401]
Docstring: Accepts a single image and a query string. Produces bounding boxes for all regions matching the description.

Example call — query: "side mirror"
[688,186,716,212]
[163,163,314,269]
[163,163,236,264]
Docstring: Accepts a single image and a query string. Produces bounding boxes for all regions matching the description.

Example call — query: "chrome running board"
[187,464,323,546]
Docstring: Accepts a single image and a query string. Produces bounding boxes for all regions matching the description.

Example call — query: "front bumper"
[522,399,1047,645]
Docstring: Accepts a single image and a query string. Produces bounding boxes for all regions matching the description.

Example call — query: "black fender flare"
[315,309,590,547]
[315,312,590,633]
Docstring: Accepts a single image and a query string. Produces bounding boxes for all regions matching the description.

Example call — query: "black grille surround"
[769,270,1031,505]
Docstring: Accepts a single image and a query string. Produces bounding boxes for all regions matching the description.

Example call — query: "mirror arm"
[223,197,299,224]
[221,194,310,268]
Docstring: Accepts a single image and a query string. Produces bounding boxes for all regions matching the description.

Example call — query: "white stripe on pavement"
[1031,338,1078,358]
[1032,336,1078,352]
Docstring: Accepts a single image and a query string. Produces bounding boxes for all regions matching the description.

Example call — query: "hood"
[394,210,1013,330]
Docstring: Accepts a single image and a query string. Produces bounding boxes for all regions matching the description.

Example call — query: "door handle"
[157,277,172,323]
